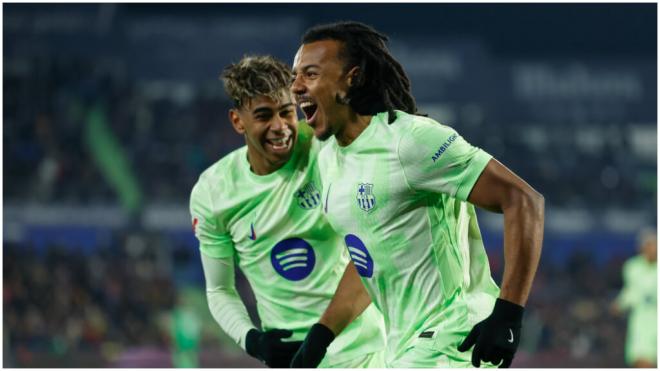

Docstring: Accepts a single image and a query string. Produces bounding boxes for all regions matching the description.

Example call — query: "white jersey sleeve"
[201,252,255,350]
[191,175,255,349]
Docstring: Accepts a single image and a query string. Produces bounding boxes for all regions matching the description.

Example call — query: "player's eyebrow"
[293,64,319,74]
[252,102,294,115]
[252,106,274,115]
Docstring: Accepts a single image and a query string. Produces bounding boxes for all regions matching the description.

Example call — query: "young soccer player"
[190,55,385,368]
[290,22,545,368]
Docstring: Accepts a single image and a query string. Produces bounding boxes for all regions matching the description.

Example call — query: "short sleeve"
[398,120,492,201]
[190,179,235,259]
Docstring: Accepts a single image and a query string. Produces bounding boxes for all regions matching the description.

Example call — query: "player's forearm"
[201,253,255,349]
[499,188,544,306]
[318,261,371,336]
[206,286,256,349]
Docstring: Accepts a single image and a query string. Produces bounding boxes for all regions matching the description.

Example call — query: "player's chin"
[312,122,332,141]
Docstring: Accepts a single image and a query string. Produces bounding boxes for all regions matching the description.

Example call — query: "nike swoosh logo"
[249,223,256,241]
[507,329,514,343]
[324,183,332,213]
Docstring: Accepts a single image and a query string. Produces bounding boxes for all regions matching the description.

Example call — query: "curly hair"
[221,55,292,108]
[302,21,418,124]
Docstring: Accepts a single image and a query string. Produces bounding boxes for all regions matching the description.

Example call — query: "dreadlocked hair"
[302,21,418,124]
[221,55,292,109]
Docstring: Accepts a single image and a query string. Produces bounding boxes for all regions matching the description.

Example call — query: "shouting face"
[291,39,355,142]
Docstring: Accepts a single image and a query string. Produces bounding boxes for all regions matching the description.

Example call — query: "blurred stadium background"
[3,3,657,368]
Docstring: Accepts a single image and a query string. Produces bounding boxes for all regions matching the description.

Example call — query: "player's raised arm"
[291,262,371,368]
[457,158,545,367]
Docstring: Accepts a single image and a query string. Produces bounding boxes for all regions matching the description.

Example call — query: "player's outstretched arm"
[291,261,371,368]
[458,158,545,368]
[201,254,302,367]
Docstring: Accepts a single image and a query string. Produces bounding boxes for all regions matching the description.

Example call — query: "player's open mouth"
[299,101,318,124]
[265,132,293,153]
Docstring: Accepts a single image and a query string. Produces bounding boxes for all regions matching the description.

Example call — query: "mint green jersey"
[190,124,386,366]
[317,111,500,365]
[617,255,657,364]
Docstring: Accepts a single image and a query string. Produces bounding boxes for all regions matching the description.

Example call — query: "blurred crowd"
[5,53,656,215]
[4,233,175,366]
[5,56,240,206]
[3,232,262,367]
[3,234,635,367]
[519,250,628,367]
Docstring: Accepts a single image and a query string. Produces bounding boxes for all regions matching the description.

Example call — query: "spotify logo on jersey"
[271,238,316,281]
[344,234,374,278]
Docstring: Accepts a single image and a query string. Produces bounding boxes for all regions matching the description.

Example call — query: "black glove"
[290,323,335,368]
[457,298,524,368]
[245,328,303,368]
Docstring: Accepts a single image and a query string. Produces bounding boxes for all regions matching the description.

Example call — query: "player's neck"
[246,149,288,176]
[335,113,373,147]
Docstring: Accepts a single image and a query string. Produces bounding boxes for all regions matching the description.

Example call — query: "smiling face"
[291,40,354,141]
[229,89,298,175]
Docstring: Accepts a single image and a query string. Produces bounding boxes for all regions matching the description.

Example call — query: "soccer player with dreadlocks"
[190,55,386,368]
[290,21,545,368]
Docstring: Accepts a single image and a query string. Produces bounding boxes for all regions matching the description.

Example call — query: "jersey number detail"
[344,234,374,278]
[271,238,316,281]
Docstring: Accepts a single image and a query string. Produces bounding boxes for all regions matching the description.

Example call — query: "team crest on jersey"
[356,183,376,212]
[295,181,321,210]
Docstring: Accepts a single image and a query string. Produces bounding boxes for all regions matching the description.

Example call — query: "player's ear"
[346,66,360,87]
[229,109,245,135]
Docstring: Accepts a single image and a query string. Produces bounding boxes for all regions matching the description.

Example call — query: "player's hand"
[290,323,335,368]
[245,328,303,368]
[457,298,524,368]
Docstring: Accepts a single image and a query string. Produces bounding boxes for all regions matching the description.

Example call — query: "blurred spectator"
[611,229,657,368]
[167,286,202,368]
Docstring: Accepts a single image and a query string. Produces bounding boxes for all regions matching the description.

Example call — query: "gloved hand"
[457,298,524,368]
[290,323,335,368]
[245,328,303,368]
